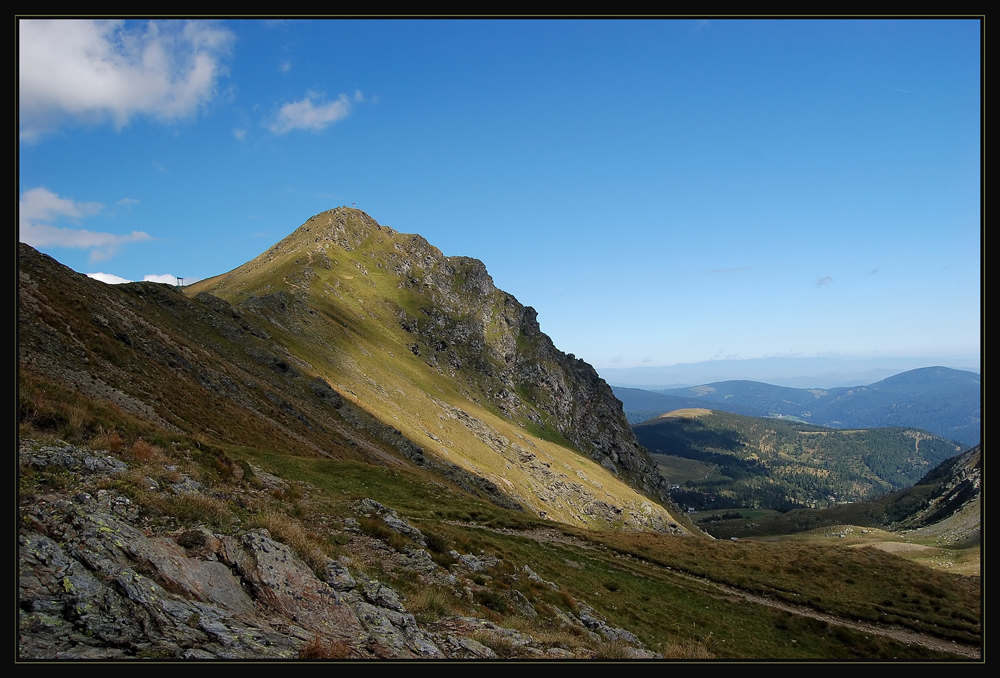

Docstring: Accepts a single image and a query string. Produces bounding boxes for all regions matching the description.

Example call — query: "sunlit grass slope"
[188,208,685,531]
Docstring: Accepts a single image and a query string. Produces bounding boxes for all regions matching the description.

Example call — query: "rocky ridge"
[188,208,683,529]
[19,226,687,532]
[225,208,670,502]
[891,445,981,546]
[19,439,659,659]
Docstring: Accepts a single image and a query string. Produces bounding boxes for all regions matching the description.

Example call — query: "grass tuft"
[252,510,329,574]
[298,635,352,659]
[407,588,457,623]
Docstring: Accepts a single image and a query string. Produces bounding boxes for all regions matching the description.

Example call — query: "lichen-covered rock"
[354,498,427,546]
[18,439,659,659]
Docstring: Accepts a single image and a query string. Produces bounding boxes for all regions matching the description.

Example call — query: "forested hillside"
[634,409,964,511]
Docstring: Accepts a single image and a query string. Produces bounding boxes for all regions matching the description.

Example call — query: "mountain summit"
[189,207,682,530]
[21,207,684,532]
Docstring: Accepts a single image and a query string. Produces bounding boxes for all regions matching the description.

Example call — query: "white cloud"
[143,273,178,284]
[269,92,350,133]
[19,19,234,140]
[19,187,153,262]
[87,272,199,286]
[146,274,200,285]
[20,186,102,223]
[88,272,132,284]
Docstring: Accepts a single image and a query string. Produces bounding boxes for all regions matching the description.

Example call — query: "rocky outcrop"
[18,439,659,659]
[891,445,981,545]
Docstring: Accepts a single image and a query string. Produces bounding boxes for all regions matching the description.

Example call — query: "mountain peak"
[24,206,684,532]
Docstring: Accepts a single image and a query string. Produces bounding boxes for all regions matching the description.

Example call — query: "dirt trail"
[487,526,981,660]
[696,577,980,659]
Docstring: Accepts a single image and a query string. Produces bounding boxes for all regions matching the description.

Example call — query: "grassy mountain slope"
[182,208,681,531]
[19,229,681,534]
[634,409,964,511]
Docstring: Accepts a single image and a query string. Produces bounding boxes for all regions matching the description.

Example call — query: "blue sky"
[18,19,981,372]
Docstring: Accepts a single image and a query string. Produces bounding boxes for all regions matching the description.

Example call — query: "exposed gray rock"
[402,546,442,576]
[21,440,128,476]
[523,565,559,590]
[357,573,407,613]
[354,498,427,546]
[171,477,205,494]
[325,559,357,591]
[18,434,668,660]
[573,603,642,645]
[451,635,498,658]
[350,600,444,658]
[456,553,501,573]
[509,589,538,617]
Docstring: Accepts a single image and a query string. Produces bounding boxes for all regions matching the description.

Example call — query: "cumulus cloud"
[20,186,102,223]
[87,272,198,286]
[20,187,153,262]
[142,273,183,285]
[19,19,234,140]
[269,92,351,133]
[87,272,132,284]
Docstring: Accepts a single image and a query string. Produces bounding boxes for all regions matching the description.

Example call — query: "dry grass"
[595,638,636,659]
[159,492,237,529]
[91,428,126,453]
[253,510,328,573]
[298,635,352,659]
[498,614,534,633]
[661,636,716,659]
[472,630,519,658]
[127,438,166,463]
[406,587,457,623]
[556,590,578,611]
[656,408,713,420]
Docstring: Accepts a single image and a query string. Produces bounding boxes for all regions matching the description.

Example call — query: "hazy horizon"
[598,355,981,390]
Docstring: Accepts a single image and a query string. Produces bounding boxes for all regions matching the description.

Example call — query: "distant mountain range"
[614,366,980,447]
[599,356,980,390]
